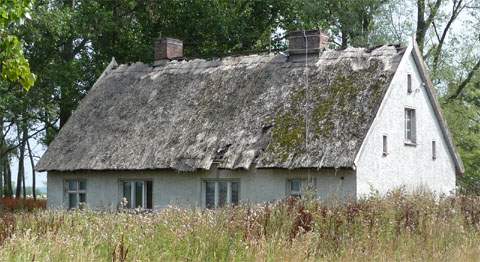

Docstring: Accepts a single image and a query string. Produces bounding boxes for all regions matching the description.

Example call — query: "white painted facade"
[354,41,457,197]
[47,168,355,210]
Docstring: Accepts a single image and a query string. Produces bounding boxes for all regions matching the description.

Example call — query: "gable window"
[405,108,416,144]
[407,74,413,93]
[122,180,153,209]
[205,180,239,209]
[382,135,388,156]
[432,140,437,160]
[66,179,86,209]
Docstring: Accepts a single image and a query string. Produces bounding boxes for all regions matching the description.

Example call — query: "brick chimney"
[287,30,329,61]
[154,37,183,62]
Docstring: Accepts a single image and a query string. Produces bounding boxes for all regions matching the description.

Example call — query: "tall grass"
[2,191,480,261]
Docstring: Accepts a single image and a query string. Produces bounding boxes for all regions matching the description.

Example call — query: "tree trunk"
[0,117,12,198]
[59,98,72,128]
[15,124,26,198]
[341,29,348,49]
[26,138,36,200]
[0,117,3,197]
[415,0,442,54]
[22,125,28,198]
[416,0,426,52]
[1,117,13,197]
[0,158,3,197]
[4,158,12,197]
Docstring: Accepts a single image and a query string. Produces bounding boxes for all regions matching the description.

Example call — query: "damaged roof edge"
[39,165,356,173]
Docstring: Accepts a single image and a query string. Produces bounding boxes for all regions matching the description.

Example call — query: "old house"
[36,30,463,210]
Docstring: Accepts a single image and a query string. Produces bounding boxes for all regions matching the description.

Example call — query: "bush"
[0,198,46,212]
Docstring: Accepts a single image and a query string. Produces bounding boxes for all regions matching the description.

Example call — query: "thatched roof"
[36,45,406,172]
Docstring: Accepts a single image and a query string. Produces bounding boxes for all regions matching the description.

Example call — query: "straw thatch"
[36,45,405,172]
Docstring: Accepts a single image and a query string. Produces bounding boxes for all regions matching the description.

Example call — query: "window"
[122,180,153,209]
[407,74,413,93]
[287,178,316,198]
[289,179,303,197]
[204,180,239,209]
[432,140,437,160]
[66,179,86,209]
[405,108,416,144]
[382,135,388,156]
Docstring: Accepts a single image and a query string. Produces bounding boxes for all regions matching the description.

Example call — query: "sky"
[10,133,47,189]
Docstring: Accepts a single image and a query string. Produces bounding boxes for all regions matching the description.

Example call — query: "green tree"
[293,0,389,48]
[0,0,35,90]
[20,0,296,132]
[1,0,36,198]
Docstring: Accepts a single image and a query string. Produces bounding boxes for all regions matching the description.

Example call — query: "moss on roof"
[37,45,405,172]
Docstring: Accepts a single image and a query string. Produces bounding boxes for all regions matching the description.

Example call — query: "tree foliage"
[0,0,35,90]
[293,0,389,48]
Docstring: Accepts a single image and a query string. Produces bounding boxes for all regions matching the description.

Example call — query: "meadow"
[1,192,480,261]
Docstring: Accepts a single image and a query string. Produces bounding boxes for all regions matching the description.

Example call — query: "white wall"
[47,168,355,210]
[355,44,457,197]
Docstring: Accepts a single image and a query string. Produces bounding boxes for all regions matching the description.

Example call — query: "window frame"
[404,107,417,145]
[203,179,240,209]
[120,180,153,209]
[65,179,87,210]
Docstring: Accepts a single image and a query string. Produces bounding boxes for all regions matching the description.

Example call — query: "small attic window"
[382,135,388,156]
[407,74,412,94]
[432,140,437,160]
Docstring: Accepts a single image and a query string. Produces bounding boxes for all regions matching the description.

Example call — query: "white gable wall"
[355,43,457,197]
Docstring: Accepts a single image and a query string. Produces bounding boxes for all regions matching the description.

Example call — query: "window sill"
[382,152,388,157]
[404,141,417,147]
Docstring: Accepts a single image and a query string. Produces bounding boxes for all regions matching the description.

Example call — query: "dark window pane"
[135,182,144,208]
[411,110,416,142]
[68,180,77,191]
[68,193,77,209]
[218,182,228,207]
[146,181,153,209]
[291,180,301,192]
[79,180,86,191]
[405,109,416,142]
[205,181,215,209]
[231,182,239,205]
[123,182,132,208]
[406,110,411,140]
[407,74,412,93]
[79,193,86,203]
[382,135,388,155]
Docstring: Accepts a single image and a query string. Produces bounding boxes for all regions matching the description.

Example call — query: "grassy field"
[1,192,480,261]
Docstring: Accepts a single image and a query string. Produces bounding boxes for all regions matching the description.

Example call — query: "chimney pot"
[154,37,183,62]
[286,30,329,60]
